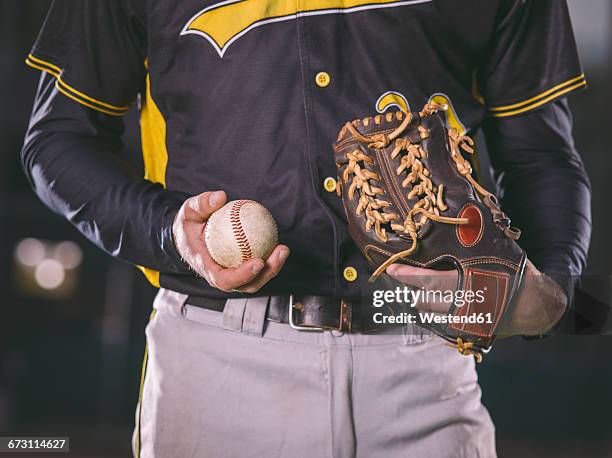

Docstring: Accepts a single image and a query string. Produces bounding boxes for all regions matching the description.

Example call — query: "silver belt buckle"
[288,294,325,331]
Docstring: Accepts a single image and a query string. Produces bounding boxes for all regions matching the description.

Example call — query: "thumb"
[186,190,227,221]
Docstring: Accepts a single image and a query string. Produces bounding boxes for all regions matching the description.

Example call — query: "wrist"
[160,191,193,274]
[530,271,569,335]
[503,261,568,337]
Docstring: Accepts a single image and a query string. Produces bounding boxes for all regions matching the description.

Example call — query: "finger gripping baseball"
[333,102,527,361]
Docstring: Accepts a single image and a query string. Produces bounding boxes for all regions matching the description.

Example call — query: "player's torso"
[143,0,502,186]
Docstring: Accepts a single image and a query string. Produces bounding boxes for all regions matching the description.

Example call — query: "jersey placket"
[296,10,371,298]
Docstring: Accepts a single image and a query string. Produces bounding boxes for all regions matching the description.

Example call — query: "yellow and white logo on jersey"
[376,91,410,113]
[376,91,467,136]
[182,0,432,57]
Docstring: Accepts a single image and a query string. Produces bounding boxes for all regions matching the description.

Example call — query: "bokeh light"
[14,238,46,267]
[34,259,66,290]
[53,241,83,269]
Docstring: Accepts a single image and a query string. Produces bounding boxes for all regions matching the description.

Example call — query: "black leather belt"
[186,295,404,333]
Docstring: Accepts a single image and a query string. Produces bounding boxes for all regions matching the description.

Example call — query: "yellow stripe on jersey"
[136,67,169,288]
[140,71,169,186]
[25,54,131,116]
[136,265,161,288]
[25,54,61,77]
[489,74,587,118]
[53,84,128,117]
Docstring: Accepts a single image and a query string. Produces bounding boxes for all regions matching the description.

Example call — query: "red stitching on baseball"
[230,200,253,262]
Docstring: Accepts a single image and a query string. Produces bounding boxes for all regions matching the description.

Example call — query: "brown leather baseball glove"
[333,102,527,361]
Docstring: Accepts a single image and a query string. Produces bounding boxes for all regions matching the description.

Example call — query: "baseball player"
[22,0,590,457]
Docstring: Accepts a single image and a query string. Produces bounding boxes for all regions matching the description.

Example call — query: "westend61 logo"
[371,287,494,325]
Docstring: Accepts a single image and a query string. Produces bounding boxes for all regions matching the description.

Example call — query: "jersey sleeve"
[480,0,586,118]
[26,0,146,116]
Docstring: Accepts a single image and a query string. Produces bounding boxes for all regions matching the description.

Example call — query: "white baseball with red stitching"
[204,200,278,268]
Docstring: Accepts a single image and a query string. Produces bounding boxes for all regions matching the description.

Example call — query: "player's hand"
[386,259,567,336]
[173,190,290,293]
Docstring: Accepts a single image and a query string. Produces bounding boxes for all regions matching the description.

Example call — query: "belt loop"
[155,289,189,317]
[242,297,270,337]
[223,298,248,332]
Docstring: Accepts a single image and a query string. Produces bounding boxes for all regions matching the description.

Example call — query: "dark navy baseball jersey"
[24,0,587,299]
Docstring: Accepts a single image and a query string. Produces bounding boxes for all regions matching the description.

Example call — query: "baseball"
[204,200,278,268]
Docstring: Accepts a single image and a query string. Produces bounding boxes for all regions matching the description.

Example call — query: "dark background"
[1,1,611,457]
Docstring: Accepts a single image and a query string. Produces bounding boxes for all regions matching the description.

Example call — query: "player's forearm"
[483,99,592,301]
[496,155,589,299]
[22,75,190,274]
